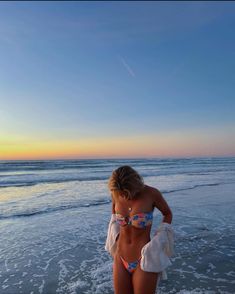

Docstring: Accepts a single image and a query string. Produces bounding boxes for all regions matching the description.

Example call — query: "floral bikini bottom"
[119,255,142,274]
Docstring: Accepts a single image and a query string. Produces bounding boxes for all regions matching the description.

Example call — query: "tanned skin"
[112,184,172,294]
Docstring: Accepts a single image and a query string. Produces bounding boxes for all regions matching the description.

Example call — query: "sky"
[0,1,235,160]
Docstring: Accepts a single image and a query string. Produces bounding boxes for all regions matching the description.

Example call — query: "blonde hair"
[108,165,144,200]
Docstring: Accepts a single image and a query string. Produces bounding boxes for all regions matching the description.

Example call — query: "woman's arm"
[152,188,172,224]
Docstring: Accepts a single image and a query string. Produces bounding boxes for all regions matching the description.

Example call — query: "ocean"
[0,157,234,294]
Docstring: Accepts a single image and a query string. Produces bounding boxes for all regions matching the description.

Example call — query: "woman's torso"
[114,185,155,261]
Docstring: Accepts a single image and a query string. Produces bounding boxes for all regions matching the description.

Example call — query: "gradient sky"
[0,1,235,160]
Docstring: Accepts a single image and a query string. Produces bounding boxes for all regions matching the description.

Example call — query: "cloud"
[118,55,135,77]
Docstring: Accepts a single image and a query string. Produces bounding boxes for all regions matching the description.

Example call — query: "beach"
[0,158,234,294]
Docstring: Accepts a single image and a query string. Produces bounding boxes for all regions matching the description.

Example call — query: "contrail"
[118,55,135,77]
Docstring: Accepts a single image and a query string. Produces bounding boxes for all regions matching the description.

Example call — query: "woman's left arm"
[152,188,172,224]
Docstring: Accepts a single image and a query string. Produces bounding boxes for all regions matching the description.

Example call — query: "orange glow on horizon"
[0,131,234,160]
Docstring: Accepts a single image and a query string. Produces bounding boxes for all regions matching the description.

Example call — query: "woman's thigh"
[113,253,134,294]
[132,265,159,294]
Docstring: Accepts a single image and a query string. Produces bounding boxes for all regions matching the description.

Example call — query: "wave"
[163,182,221,194]
[0,199,111,220]
[0,168,233,188]
[0,174,110,188]
[0,157,234,173]
[0,181,230,220]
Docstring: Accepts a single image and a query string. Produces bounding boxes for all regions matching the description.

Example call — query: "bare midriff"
[116,224,152,261]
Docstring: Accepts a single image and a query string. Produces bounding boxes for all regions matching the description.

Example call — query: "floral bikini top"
[115,211,153,229]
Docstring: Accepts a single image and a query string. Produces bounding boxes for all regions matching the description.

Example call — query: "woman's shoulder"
[143,185,163,205]
[143,184,161,196]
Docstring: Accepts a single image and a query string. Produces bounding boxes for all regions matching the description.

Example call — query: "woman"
[106,165,173,294]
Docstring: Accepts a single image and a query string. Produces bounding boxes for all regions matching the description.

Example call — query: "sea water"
[0,157,234,294]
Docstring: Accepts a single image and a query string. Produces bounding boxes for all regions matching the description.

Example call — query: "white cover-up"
[105,214,174,280]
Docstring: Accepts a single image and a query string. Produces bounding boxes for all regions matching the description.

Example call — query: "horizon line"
[0,155,235,162]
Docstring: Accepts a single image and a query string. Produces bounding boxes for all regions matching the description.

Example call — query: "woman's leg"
[113,253,134,294]
[132,264,159,294]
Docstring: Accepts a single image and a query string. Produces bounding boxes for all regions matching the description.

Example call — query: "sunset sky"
[0,2,235,160]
